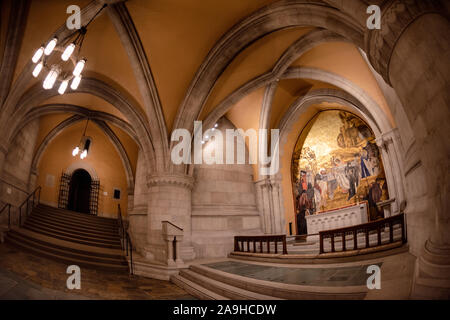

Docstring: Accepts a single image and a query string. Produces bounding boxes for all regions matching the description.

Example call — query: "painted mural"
[292,111,389,234]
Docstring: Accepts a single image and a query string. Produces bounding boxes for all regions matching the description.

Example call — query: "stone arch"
[265,88,406,234]
[172,0,365,140]
[65,161,99,182]
[15,104,141,149]
[203,67,393,135]
[4,77,156,172]
[30,115,135,191]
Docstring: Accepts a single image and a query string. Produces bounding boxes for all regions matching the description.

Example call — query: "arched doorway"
[68,169,92,214]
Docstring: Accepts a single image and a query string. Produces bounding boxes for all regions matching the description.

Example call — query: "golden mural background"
[292,111,389,233]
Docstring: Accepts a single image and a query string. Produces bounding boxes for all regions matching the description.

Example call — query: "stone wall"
[0,120,39,207]
[128,150,148,254]
[191,118,262,258]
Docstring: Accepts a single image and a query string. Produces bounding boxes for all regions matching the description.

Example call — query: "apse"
[291,110,389,235]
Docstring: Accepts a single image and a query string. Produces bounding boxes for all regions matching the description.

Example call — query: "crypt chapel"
[0,0,448,300]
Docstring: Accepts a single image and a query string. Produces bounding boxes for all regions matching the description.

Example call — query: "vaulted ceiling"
[0,0,395,177]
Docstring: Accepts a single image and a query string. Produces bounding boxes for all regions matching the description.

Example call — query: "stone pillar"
[0,144,7,179]
[255,177,285,235]
[127,187,134,213]
[367,0,450,298]
[28,169,38,192]
[376,129,406,215]
[128,150,148,254]
[144,174,195,264]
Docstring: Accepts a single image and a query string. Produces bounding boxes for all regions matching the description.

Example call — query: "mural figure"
[292,111,389,231]
[296,190,311,234]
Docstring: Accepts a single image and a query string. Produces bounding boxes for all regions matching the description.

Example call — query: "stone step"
[27,214,118,236]
[33,209,118,231]
[187,264,367,300]
[37,204,117,225]
[7,227,124,259]
[171,274,229,300]
[23,222,122,248]
[7,231,128,272]
[179,269,281,300]
[24,216,120,241]
[7,230,127,265]
[22,221,121,249]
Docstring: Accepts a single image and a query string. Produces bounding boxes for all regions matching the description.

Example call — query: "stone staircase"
[6,204,128,272]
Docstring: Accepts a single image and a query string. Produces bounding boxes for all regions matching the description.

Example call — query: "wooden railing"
[117,204,133,275]
[234,235,288,255]
[18,186,41,226]
[319,213,406,254]
[0,203,12,228]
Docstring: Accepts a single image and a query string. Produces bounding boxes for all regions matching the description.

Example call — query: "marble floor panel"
[203,260,382,287]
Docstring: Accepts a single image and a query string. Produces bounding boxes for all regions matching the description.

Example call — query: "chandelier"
[72,119,91,160]
[30,4,107,95]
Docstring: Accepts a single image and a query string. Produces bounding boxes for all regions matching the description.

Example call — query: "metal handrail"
[162,220,183,231]
[18,186,41,226]
[0,203,12,228]
[117,204,133,275]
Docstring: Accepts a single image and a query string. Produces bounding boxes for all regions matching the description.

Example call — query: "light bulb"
[58,80,69,95]
[44,38,57,55]
[80,150,87,159]
[72,147,79,157]
[32,62,43,77]
[70,75,82,90]
[73,59,86,76]
[43,67,59,90]
[214,123,218,128]
[61,43,75,61]
[32,47,44,63]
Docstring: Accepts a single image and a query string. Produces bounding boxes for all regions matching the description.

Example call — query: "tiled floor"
[204,260,382,287]
[0,243,195,300]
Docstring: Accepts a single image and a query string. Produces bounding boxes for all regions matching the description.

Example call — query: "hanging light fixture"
[72,119,92,160]
[30,4,107,94]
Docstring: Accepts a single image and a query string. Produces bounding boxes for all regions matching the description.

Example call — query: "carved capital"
[365,0,445,84]
[147,173,194,190]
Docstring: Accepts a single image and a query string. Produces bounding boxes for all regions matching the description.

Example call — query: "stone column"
[376,129,406,216]
[126,187,134,214]
[128,150,148,254]
[28,169,38,192]
[367,0,450,298]
[0,144,7,178]
[144,174,195,264]
[255,177,285,235]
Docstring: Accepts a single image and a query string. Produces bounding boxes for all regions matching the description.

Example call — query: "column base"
[180,245,196,261]
[411,240,450,299]
[132,253,187,281]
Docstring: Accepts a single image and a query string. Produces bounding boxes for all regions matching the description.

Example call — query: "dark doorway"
[68,169,92,214]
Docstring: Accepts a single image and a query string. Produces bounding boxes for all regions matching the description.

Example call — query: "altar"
[305,202,368,240]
